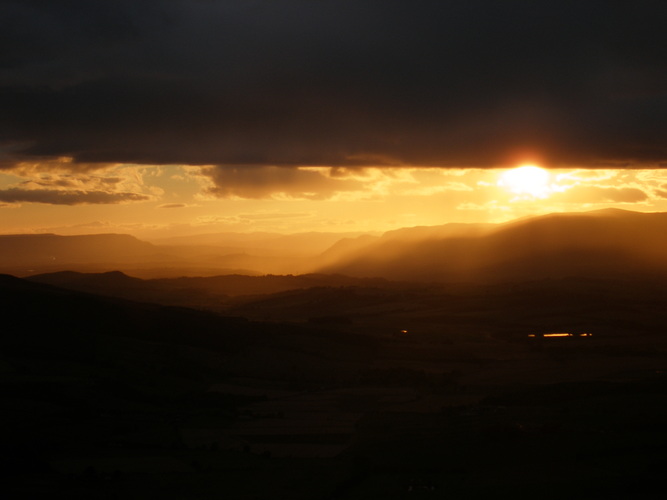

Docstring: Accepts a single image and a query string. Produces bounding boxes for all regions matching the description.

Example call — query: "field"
[2,273,667,498]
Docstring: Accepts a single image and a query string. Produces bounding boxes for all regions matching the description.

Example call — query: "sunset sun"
[498,165,553,198]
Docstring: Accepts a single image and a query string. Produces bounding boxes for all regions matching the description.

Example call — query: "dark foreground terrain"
[2,273,667,499]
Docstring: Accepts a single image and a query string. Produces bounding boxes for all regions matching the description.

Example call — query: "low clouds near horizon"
[0,187,149,205]
[1,0,666,172]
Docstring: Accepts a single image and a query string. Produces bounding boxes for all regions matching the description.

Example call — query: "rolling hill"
[3,266,667,498]
[4,209,667,284]
[319,209,667,282]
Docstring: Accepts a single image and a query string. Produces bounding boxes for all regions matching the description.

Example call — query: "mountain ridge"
[4,209,667,282]
[319,209,667,282]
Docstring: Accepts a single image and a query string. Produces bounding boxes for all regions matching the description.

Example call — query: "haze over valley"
[4,208,667,282]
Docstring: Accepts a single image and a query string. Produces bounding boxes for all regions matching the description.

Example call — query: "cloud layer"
[0,187,149,205]
[1,0,666,170]
[0,158,154,205]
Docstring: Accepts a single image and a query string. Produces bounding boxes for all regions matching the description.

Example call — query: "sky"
[1,1,667,238]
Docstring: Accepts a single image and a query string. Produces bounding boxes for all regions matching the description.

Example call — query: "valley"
[2,209,667,498]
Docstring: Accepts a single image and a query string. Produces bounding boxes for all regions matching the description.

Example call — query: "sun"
[498,165,552,198]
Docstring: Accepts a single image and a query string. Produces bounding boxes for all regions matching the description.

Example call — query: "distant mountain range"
[319,208,667,282]
[3,209,667,282]
[0,231,372,278]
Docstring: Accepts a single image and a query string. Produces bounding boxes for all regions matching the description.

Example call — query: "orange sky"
[2,162,667,239]
[2,3,665,238]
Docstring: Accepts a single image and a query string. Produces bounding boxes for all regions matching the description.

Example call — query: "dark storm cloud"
[1,0,666,169]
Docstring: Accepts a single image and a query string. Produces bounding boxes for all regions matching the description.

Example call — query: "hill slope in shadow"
[320,209,667,282]
[2,270,667,498]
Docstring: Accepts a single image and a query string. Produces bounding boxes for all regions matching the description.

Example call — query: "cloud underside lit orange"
[3,160,667,238]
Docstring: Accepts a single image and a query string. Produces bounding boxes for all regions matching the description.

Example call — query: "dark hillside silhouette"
[26,271,394,311]
[1,274,376,362]
[2,273,667,498]
[0,274,250,357]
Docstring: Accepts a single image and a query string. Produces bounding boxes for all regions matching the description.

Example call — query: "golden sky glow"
[2,2,666,243]
[2,163,667,239]
[498,165,555,199]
